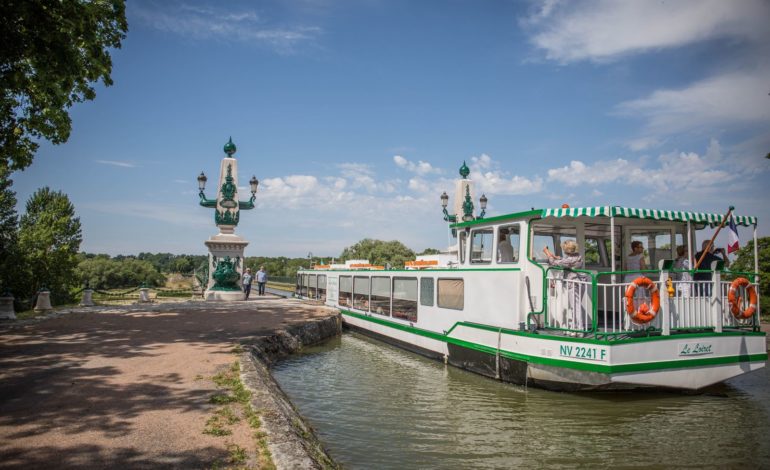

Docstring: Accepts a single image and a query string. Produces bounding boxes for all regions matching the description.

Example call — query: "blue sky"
[11,0,770,257]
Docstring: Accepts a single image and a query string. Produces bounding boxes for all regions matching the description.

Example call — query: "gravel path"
[0,297,335,469]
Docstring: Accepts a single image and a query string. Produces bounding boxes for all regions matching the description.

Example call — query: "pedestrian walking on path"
[257,266,268,296]
[242,268,253,300]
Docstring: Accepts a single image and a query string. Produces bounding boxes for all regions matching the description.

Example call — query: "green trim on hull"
[340,309,767,375]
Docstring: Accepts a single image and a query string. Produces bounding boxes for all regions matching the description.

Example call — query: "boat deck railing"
[537,266,760,339]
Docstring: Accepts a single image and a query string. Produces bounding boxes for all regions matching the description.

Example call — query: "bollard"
[0,292,15,320]
[139,287,151,303]
[80,288,95,307]
[34,289,53,312]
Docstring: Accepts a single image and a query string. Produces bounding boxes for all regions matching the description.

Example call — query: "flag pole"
[694,205,734,270]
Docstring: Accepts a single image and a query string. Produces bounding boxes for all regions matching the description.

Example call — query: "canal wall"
[242,314,342,470]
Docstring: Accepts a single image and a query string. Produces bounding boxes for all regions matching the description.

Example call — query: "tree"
[417,248,441,256]
[76,257,165,289]
[0,164,18,291]
[0,0,128,171]
[17,187,82,303]
[730,237,769,302]
[339,239,416,269]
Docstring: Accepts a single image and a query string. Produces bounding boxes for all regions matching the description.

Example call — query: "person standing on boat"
[625,241,647,283]
[257,266,268,296]
[694,240,729,295]
[242,268,253,300]
[543,240,587,332]
[498,230,515,263]
[673,245,692,297]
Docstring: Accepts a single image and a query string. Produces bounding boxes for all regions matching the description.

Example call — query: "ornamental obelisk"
[197,138,259,301]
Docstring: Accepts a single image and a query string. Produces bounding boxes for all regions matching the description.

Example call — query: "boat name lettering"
[678,342,713,356]
[558,344,607,362]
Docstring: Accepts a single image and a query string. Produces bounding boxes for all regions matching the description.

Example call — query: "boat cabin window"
[531,225,576,263]
[628,229,674,270]
[308,274,317,299]
[301,274,309,296]
[318,275,327,301]
[392,277,417,322]
[339,275,352,307]
[295,274,301,295]
[371,277,390,316]
[497,225,519,264]
[353,276,370,310]
[470,229,494,264]
[420,278,434,307]
[438,278,464,310]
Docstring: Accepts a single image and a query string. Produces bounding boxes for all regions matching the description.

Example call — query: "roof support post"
[610,216,616,282]
[686,220,693,269]
[754,224,759,276]
[711,262,723,333]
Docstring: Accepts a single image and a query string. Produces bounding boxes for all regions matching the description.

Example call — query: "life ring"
[625,276,660,324]
[728,277,757,320]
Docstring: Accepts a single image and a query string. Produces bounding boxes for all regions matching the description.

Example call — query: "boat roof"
[451,206,758,228]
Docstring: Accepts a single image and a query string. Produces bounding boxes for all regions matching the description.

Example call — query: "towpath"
[0,297,335,469]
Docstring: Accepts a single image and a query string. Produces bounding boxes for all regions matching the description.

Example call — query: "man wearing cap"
[242,268,253,300]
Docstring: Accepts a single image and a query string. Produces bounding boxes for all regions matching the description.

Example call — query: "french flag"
[727,215,740,254]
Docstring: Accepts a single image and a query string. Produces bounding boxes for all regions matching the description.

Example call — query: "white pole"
[754,224,759,275]
[687,220,692,266]
[610,215,616,275]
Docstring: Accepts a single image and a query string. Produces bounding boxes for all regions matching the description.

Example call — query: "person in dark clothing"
[694,240,729,295]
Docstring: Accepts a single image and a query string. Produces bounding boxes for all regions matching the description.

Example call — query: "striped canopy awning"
[541,206,757,227]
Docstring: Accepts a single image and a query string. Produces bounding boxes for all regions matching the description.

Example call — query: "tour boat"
[296,164,765,391]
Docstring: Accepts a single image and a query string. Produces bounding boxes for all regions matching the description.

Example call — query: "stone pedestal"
[204,231,249,301]
[34,290,52,312]
[0,295,15,320]
[139,288,151,303]
[80,289,95,307]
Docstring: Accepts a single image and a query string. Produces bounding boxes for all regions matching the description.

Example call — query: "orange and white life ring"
[728,277,758,320]
[625,276,660,324]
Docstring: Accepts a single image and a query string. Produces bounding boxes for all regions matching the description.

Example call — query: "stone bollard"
[80,288,95,307]
[0,293,15,320]
[139,287,151,303]
[34,289,53,312]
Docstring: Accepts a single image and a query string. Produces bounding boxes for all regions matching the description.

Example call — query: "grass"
[204,349,276,469]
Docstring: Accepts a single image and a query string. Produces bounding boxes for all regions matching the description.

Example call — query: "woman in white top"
[625,240,647,282]
[673,245,692,297]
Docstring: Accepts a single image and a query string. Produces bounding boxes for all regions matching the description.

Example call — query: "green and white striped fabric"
[541,206,757,226]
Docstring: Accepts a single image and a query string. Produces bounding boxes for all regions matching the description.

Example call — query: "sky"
[11,0,770,257]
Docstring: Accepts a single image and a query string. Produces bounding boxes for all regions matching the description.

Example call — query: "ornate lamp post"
[197,137,260,301]
[441,161,488,223]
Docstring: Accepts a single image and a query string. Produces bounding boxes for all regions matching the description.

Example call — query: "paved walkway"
[0,297,333,469]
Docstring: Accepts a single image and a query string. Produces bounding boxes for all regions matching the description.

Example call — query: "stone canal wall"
[242,314,342,469]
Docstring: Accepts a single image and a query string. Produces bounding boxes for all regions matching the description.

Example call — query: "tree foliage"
[339,239,416,268]
[76,256,165,289]
[16,187,82,303]
[417,248,441,256]
[730,237,770,301]
[0,0,128,170]
[0,165,18,291]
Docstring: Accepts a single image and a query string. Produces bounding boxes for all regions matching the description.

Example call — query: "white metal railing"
[543,268,759,336]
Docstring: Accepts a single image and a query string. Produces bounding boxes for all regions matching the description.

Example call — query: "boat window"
[497,225,520,264]
[438,278,464,310]
[353,276,370,310]
[629,229,673,270]
[339,275,352,307]
[392,277,417,322]
[318,275,327,301]
[585,239,600,266]
[301,274,308,296]
[531,233,555,262]
[371,277,390,316]
[420,278,434,307]
[295,274,301,295]
[308,274,317,299]
[470,229,494,264]
[459,231,467,264]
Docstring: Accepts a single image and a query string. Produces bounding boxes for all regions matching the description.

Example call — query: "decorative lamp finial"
[459,161,470,179]
[224,137,237,157]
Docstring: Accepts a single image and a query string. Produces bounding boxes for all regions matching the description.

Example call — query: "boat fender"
[728,277,757,320]
[624,276,660,324]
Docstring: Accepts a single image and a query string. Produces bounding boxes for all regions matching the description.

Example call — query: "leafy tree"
[76,257,165,289]
[0,164,18,291]
[730,237,769,301]
[339,239,416,269]
[417,248,441,256]
[0,0,128,170]
[17,187,82,303]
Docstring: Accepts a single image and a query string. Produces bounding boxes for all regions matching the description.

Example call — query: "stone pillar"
[139,287,151,303]
[0,293,15,320]
[34,289,52,312]
[204,235,249,301]
[80,289,95,307]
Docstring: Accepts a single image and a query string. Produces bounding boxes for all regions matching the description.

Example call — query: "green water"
[271,333,770,469]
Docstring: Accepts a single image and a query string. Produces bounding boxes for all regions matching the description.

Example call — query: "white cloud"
[548,159,641,187]
[524,0,770,63]
[95,160,136,168]
[132,2,322,53]
[393,155,439,175]
[468,154,543,195]
[626,137,662,152]
[616,69,770,136]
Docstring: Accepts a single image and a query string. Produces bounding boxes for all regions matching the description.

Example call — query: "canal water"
[272,333,770,469]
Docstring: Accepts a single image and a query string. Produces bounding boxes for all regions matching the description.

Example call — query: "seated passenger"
[625,241,647,282]
[498,230,515,263]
